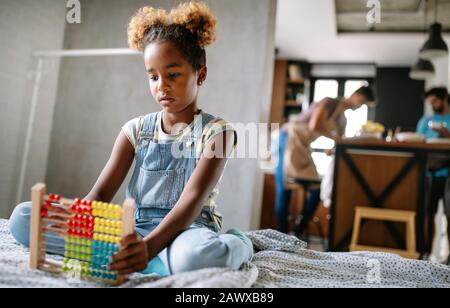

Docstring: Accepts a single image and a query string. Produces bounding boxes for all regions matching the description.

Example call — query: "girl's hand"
[109,234,149,275]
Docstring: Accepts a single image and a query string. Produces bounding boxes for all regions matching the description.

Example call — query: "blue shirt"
[417,113,450,177]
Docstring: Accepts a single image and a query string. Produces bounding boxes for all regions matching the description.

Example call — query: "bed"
[0,219,449,288]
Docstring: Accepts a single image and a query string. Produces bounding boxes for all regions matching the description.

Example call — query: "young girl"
[9,2,253,277]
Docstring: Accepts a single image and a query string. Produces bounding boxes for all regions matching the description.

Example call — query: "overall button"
[142,140,149,146]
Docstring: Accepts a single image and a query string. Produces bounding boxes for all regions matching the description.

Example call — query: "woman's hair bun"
[128,7,169,51]
[170,2,217,48]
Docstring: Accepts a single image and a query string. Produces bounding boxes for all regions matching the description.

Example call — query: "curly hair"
[127,2,217,70]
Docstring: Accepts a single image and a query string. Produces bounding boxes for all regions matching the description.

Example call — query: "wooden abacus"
[29,183,135,285]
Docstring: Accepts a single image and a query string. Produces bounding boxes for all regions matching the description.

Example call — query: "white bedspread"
[0,219,449,288]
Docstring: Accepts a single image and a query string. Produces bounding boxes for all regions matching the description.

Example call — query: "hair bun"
[128,7,169,51]
[170,2,217,48]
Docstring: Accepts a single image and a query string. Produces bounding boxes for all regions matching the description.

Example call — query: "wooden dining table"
[329,139,450,256]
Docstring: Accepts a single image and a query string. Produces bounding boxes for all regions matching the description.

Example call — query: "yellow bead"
[115,221,122,229]
[93,234,99,241]
[114,205,122,211]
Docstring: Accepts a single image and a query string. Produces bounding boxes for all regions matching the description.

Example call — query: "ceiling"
[275,0,450,66]
[336,0,450,33]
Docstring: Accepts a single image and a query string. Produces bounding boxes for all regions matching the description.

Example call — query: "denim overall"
[127,111,220,237]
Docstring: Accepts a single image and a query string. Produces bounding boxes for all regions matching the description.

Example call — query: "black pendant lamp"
[410,59,435,80]
[410,0,436,80]
[419,0,448,60]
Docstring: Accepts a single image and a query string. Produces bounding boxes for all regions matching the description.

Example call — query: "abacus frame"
[29,183,135,285]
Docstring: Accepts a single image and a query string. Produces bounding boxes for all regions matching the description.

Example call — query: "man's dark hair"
[354,86,375,102]
[425,87,449,102]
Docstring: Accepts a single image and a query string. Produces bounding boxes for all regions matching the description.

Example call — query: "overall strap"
[141,111,160,134]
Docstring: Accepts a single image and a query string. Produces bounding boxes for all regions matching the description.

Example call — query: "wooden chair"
[350,207,420,259]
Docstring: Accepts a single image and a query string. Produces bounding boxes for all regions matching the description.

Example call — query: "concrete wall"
[0,0,67,218]
[45,0,277,231]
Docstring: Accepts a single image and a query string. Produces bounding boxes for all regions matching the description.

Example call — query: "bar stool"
[287,177,325,247]
[350,207,420,259]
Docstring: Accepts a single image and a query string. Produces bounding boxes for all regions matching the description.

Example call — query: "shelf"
[286,100,302,107]
[287,79,305,85]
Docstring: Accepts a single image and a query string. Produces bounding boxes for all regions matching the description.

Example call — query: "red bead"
[70,204,77,212]
[86,200,93,207]
[67,220,73,227]
[48,194,60,202]
[74,198,81,205]
[88,216,94,223]
[44,202,52,210]
[41,209,48,218]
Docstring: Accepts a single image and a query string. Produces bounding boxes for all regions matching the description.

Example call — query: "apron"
[284,101,346,181]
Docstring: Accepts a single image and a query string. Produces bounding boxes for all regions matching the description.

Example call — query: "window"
[344,80,369,138]
[311,79,339,176]
[310,78,372,176]
[313,80,339,102]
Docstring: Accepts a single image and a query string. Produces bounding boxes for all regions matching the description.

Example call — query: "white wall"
[43,0,276,231]
[0,0,67,218]
[424,57,450,116]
